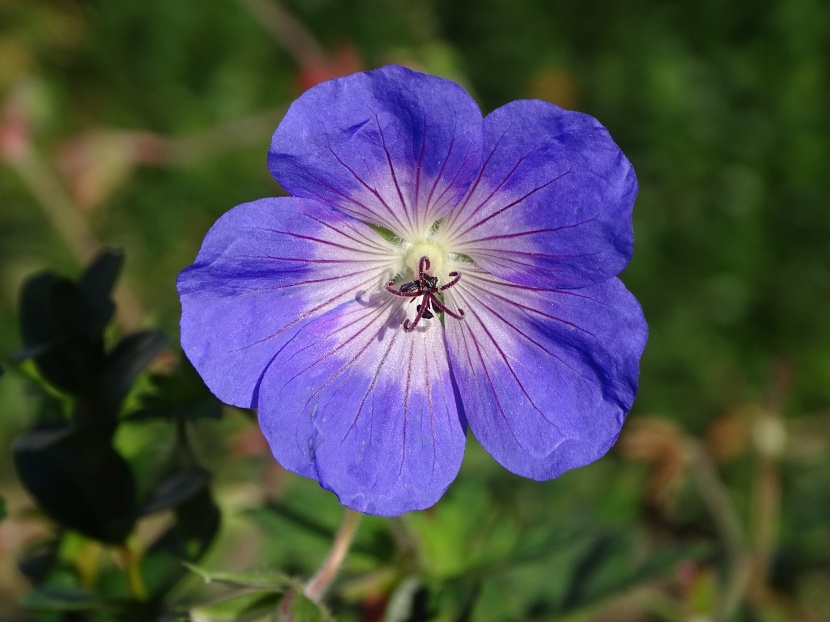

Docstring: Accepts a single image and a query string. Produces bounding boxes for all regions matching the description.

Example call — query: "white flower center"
[405,240,447,279]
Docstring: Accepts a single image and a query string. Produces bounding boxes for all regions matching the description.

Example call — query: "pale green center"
[405,239,447,278]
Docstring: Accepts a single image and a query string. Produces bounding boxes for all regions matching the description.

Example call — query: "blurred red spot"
[296,43,364,92]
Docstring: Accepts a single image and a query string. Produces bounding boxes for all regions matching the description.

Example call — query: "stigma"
[405,240,446,278]
[386,256,465,332]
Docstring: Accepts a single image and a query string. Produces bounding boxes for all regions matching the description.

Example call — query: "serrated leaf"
[184,563,300,592]
[284,592,332,622]
[190,590,282,622]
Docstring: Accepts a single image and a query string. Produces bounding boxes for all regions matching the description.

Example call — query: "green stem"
[688,441,750,621]
[303,509,362,603]
[118,539,147,601]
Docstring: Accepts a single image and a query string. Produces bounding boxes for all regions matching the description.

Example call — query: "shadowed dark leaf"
[78,249,124,339]
[17,273,103,393]
[140,467,212,516]
[130,356,222,422]
[17,539,59,585]
[13,424,137,544]
[101,329,167,412]
[141,475,221,602]
[20,585,106,612]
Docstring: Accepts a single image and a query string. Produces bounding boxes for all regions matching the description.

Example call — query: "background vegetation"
[1,0,828,620]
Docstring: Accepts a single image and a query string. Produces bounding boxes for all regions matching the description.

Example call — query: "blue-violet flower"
[177,65,647,516]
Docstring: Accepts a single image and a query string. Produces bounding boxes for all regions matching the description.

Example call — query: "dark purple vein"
[455,170,571,239]
[374,114,411,224]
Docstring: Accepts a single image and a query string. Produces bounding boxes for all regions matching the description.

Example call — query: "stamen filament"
[386,255,465,331]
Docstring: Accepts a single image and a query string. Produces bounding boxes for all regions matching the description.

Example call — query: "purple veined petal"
[438,100,637,289]
[256,293,466,516]
[268,65,483,241]
[443,265,647,480]
[177,197,400,409]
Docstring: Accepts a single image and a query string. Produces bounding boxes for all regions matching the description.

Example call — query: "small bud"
[752,414,786,459]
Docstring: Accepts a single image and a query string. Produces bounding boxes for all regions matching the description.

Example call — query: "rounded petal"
[439,100,636,289]
[177,197,399,408]
[269,65,483,241]
[256,296,466,516]
[443,266,646,480]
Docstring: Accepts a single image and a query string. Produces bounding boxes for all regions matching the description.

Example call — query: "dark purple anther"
[385,255,465,332]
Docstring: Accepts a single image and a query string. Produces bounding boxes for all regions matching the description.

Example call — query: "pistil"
[386,256,465,332]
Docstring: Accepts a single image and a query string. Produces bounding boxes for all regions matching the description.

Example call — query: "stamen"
[385,255,465,331]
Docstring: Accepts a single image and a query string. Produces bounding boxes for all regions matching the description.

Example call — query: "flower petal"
[256,297,466,516]
[443,265,646,480]
[268,65,483,241]
[438,100,636,289]
[177,197,399,408]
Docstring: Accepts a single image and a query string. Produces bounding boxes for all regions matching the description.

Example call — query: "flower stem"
[118,539,147,602]
[303,509,361,603]
[688,441,751,621]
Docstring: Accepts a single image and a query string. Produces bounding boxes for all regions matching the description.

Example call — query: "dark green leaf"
[101,329,167,411]
[141,479,221,601]
[18,540,59,585]
[131,356,222,422]
[0,495,5,522]
[555,532,713,615]
[184,563,300,592]
[190,590,283,622]
[140,467,212,516]
[13,424,137,544]
[286,591,332,622]
[17,273,103,394]
[78,249,124,339]
[251,501,335,541]
[20,585,106,612]
[558,532,623,612]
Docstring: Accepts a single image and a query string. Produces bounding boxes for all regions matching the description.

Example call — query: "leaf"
[100,329,167,412]
[140,467,212,516]
[78,249,124,339]
[555,532,713,615]
[13,424,137,544]
[190,590,283,622]
[184,563,300,592]
[284,592,332,622]
[141,473,221,601]
[20,585,106,612]
[17,272,103,394]
[0,495,6,523]
[17,540,59,585]
[384,577,431,622]
[130,356,222,422]
[249,502,336,541]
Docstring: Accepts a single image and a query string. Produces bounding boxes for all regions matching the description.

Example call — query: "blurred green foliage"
[1,0,829,620]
